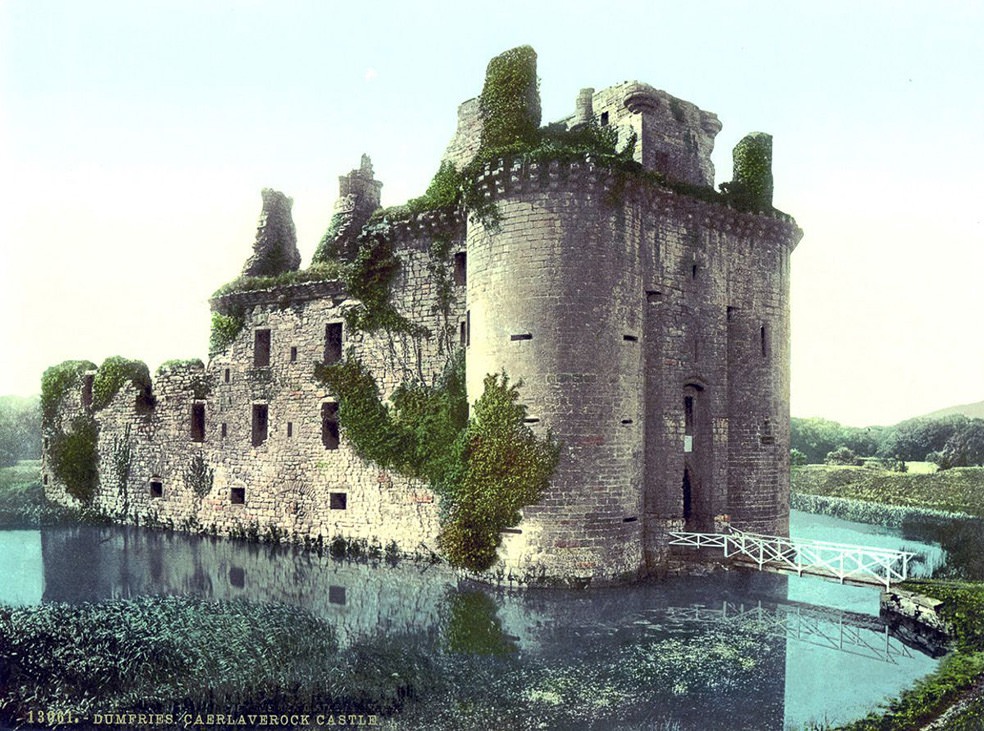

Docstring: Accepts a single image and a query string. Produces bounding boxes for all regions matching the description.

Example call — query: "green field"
[792,464,984,517]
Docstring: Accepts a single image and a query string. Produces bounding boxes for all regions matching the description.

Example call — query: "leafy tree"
[825,446,861,466]
[790,448,808,467]
[0,396,41,467]
[934,419,984,469]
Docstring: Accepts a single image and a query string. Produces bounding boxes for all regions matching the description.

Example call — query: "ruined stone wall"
[43,214,467,555]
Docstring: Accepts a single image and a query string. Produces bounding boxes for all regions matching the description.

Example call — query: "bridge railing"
[668,528,915,589]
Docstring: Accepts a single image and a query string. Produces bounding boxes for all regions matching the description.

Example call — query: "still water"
[0,510,968,730]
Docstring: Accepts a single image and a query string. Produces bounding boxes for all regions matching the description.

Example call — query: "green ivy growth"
[91,357,152,411]
[341,223,427,337]
[49,415,99,504]
[316,351,557,572]
[437,372,558,571]
[211,261,344,300]
[478,45,541,151]
[41,360,96,422]
[720,132,774,211]
[209,311,247,357]
[184,452,214,499]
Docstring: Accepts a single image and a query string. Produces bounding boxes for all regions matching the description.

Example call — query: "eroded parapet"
[241,189,301,277]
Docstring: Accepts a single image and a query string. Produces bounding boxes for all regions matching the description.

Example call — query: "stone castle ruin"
[41,48,802,586]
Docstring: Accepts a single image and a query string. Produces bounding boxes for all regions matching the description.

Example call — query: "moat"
[1,510,963,730]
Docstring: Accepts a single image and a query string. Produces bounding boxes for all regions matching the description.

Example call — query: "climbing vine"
[184,452,214,499]
[316,352,557,572]
[91,357,152,411]
[478,45,541,151]
[41,360,96,421]
[720,132,774,211]
[49,415,99,505]
[111,423,132,517]
[209,311,246,357]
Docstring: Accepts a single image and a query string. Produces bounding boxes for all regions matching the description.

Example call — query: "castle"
[41,50,802,586]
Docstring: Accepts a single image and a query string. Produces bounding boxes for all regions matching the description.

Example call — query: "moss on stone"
[91,357,152,411]
[40,360,96,422]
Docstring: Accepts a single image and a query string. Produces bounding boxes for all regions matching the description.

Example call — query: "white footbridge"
[669,528,915,589]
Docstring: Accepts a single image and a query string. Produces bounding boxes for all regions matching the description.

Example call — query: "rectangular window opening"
[229,566,246,588]
[328,585,347,605]
[290,346,298,363]
[760,324,768,357]
[329,491,347,510]
[453,252,467,286]
[322,402,339,450]
[43,474,49,485]
[600,111,609,126]
[623,516,638,523]
[691,264,698,279]
[325,323,343,364]
[646,290,663,304]
[224,368,230,383]
[623,334,638,342]
[465,311,471,347]
[251,404,269,447]
[510,332,533,341]
[501,527,523,535]
[523,417,540,424]
[621,419,634,425]
[191,402,206,442]
[727,306,736,322]
[459,320,467,347]
[254,329,271,367]
[150,480,163,499]
[287,421,293,438]
[684,396,695,436]
[221,422,228,438]
[230,487,246,505]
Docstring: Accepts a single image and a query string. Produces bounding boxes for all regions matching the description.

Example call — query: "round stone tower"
[465,159,647,585]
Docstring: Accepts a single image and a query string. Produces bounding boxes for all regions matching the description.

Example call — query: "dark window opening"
[328,585,346,605]
[191,403,205,442]
[760,325,768,357]
[329,491,347,510]
[43,437,48,449]
[727,306,736,322]
[523,417,540,424]
[290,346,298,363]
[81,374,94,409]
[510,333,533,341]
[682,470,693,521]
[453,252,467,286]
[150,480,163,499]
[600,111,609,126]
[623,334,638,342]
[251,404,269,447]
[230,487,246,505]
[684,396,695,436]
[325,323,343,364]
[459,320,467,347]
[623,516,638,523]
[43,474,49,485]
[254,329,271,367]
[224,368,230,383]
[229,566,245,588]
[465,311,471,347]
[646,290,663,304]
[691,264,698,279]
[221,422,228,438]
[287,422,293,438]
[322,402,339,450]
[621,419,634,425]
[501,527,522,534]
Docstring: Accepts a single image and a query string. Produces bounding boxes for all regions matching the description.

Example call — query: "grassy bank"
[836,581,984,730]
[0,596,433,727]
[792,464,984,517]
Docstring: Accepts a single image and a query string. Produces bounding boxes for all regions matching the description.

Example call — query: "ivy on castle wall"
[478,45,541,151]
[720,132,774,211]
[316,351,558,572]
[41,361,96,422]
[49,415,99,505]
[209,311,247,358]
[91,357,153,412]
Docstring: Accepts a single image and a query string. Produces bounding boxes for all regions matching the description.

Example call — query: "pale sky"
[1,1,982,427]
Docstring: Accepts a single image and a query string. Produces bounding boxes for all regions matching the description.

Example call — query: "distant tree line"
[0,396,40,467]
[791,414,984,469]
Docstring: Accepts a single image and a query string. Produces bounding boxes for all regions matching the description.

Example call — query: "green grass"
[792,464,984,517]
